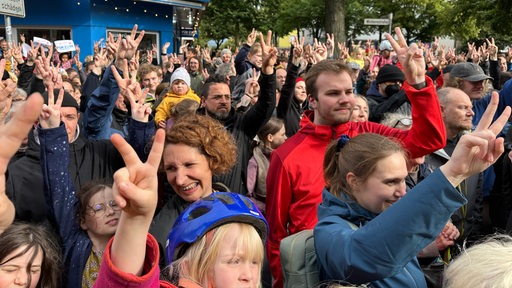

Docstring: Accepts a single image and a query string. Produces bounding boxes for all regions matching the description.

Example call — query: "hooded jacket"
[265,77,446,288]
[314,169,466,287]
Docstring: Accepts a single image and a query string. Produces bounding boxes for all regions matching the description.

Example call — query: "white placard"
[0,0,25,18]
[54,40,76,53]
[33,36,52,51]
[21,42,30,57]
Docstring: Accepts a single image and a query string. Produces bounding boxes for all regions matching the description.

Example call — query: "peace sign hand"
[385,27,425,85]
[111,129,165,218]
[39,84,63,129]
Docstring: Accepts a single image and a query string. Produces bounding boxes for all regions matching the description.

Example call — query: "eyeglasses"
[393,118,412,128]
[87,200,120,217]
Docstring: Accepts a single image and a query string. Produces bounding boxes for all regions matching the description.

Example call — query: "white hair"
[443,234,512,288]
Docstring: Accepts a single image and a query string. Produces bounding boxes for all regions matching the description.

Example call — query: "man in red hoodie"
[265,27,447,288]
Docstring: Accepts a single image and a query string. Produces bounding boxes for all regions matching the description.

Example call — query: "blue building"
[0,0,209,59]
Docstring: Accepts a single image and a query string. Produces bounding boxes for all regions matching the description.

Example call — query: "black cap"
[376,64,405,84]
[42,89,79,111]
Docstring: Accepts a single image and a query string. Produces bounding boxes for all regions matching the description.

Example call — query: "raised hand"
[385,27,425,85]
[94,38,104,54]
[179,42,189,54]
[0,92,43,230]
[313,38,327,62]
[111,128,164,217]
[115,24,145,68]
[110,128,164,274]
[292,36,304,66]
[162,42,170,55]
[10,42,24,64]
[39,85,63,129]
[26,41,41,65]
[325,33,334,58]
[247,28,257,46]
[486,38,498,61]
[259,30,272,56]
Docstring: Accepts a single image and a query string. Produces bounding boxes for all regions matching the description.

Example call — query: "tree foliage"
[199,0,512,49]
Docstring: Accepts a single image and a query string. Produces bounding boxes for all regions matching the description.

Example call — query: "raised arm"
[109,129,164,275]
[38,87,82,241]
[382,27,446,158]
[0,90,42,232]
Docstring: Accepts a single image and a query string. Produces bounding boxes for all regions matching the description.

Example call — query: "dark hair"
[323,133,405,198]
[256,117,285,147]
[0,223,62,288]
[165,114,237,175]
[305,60,352,100]
[75,179,112,225]
[201,74,228,98]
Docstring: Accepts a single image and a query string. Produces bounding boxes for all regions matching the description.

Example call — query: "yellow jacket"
[154,88,200,124]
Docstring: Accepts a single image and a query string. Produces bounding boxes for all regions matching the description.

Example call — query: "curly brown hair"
[164,114,237,175]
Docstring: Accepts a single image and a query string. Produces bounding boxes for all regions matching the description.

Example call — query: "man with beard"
[366,64,408,123]
[198,47,277,195]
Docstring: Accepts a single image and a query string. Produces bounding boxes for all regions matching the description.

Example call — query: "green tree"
[198,0,268,49]
[274,0,325,39]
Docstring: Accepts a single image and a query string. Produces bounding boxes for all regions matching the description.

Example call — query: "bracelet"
[411,81,426,90]
[161,53,167,56]
[245,93,255,99]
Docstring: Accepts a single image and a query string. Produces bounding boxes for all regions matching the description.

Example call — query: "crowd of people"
[1,22,512,288]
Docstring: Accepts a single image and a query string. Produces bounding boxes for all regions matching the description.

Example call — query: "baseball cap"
[450,62,493,82]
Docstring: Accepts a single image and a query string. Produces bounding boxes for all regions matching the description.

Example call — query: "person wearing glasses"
[37,87,151,288]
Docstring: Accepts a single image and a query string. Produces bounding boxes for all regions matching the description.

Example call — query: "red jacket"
[265,77,446,288]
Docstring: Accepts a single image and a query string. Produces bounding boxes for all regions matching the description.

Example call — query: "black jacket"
[198,72,275,195]
[6,118,154,224]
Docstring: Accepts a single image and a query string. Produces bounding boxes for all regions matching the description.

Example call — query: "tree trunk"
[325,0,345,59]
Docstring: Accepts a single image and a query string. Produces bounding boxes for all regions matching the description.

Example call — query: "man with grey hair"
[426,87,483,245]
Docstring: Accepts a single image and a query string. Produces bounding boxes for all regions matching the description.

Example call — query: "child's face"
[61,54,69,62]
[172,79,189,96]
[212,224,260,288]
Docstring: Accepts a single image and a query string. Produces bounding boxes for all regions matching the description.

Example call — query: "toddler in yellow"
[155,67,200,128]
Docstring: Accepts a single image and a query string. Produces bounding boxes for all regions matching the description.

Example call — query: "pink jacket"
[94,234,176,288]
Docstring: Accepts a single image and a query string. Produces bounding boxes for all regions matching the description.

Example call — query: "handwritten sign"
[54,40,76,53]
[0,0,25,18]
[33,36,52,51]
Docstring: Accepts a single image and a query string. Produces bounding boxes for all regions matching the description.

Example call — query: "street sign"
[364,18,390,26]
[0,0,25,18]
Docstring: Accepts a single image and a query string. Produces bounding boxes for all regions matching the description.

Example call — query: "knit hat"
[450,62,492,82]
[170,67,191,87]
[296,77,305,83]
[379,40,393,51]
[42,89,79,111]
[376,64,405,84]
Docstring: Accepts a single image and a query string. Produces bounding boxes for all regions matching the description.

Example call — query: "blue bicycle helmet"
[165,192,268,264]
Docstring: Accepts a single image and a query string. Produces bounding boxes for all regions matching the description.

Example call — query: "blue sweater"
[314,169,466,287]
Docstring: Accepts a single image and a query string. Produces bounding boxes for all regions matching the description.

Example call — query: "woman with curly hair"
[149,114,238,264]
